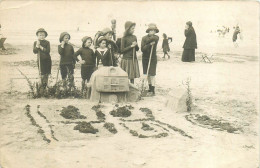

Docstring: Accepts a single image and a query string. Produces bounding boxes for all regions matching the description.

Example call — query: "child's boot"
[148,84,152,92]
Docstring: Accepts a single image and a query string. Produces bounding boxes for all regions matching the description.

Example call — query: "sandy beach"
[0,42,259,168]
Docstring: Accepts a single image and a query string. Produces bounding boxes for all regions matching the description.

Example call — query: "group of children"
[33,22,165,96]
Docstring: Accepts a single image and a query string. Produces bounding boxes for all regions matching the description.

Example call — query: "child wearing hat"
[101,27,118,66]
[95,36,112,67]
[74,36,96,92]
[58,32,75,87]
[141,23,159,96]
[162,33,170,59]
[33,28,52,88]
[120,21,140,84]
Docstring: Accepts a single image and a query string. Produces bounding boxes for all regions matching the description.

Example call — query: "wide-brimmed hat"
[81,36,92,47]
[146,23,159,33]
[36,28,48,37]
[186,21,192,27]
[59,32,70,43]
[97,36,107,45]
[101,28,113,36]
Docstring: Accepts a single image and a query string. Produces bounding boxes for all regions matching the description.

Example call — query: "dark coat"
[33,40,51,59]
[183,27,197,49]
[141,34,159,60]
[232,29,240,42]
[58,43,75,65]
[95,48,116,67]
[162,39,170,52]
[121,35,139,60]
[73,47,96,66]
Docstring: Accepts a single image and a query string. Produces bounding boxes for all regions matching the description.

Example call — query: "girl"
[120,21,140,84]
[182,21,197,62]
[141,23,159,96]
[162,33,170,59]
[74,36,96,92]
[101,27,118,66]
[58,32,75,87]
[33,28,52,89]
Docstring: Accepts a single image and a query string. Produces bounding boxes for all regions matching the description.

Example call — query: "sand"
[0,43,259,168]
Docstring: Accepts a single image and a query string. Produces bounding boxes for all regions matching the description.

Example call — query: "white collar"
[97,48,108,55]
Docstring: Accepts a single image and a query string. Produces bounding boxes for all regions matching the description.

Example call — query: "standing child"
[33,28,52,88]
[162,33,170,59]
[74,36,96,92]
[101,27,118,66]
[120,21,140,84]
[232,26,240,48]
[141,23,159,96]
[58,32,75,87]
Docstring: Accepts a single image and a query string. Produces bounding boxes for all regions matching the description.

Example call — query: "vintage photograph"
[0,0,259,167]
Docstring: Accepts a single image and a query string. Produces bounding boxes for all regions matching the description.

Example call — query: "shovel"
[141,44,154,96]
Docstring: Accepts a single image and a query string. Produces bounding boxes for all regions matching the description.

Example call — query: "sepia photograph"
[0,0,259,168]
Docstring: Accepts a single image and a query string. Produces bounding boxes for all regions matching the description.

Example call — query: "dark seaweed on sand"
[60,105,86,120]
[74,122,99,134]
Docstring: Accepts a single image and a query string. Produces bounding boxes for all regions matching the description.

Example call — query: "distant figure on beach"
[0,24,6,50]
[232,26,240,47]
[162,33,170,59]
[182,21,197,62]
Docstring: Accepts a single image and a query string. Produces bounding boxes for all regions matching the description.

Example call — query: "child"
[120,21,140,84]
[95,36,111,67]
[141,23,159,96]
[58,32,75,87]
[74,36,96,92]
[101,27,118,66]
[162,33,170,59]
[33,28,52,88]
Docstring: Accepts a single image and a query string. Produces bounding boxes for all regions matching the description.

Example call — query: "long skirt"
[142,58,157,76]
[81,65,95,81]
[37,57,52,75]
[120,58,140,79]
[182,49,195,62]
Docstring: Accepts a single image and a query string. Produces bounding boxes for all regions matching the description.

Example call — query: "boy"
[141,23,159,96]
[95,36,111,67]
[101,27,118,66]
[74,36,96,92]
[58,32,75,87]
[33,28,52,88]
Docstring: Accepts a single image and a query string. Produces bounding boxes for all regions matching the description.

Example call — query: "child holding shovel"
[120,21,140,84]
[58,32,75,88]
[33,28,52,89]
[141,23,159,96]
[101,27,118,66]
[74,36,96,92]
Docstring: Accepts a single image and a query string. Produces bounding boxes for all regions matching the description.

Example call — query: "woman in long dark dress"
[182,21,197,62]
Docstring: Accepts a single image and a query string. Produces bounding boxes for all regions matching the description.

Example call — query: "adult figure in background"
[232,26,240,48]
[182,21,197,62]
[0,24,6,50]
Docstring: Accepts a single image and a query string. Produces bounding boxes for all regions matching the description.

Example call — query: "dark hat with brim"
[101,28,113,36]
[36,28,48,37]
[59,32,70,43]
[97,36,107,45]
[146,23,159,33]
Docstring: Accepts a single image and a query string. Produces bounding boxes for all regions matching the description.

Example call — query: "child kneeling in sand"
[33,28,52,89]
[74,36,96,92]
[58,32,75,88]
